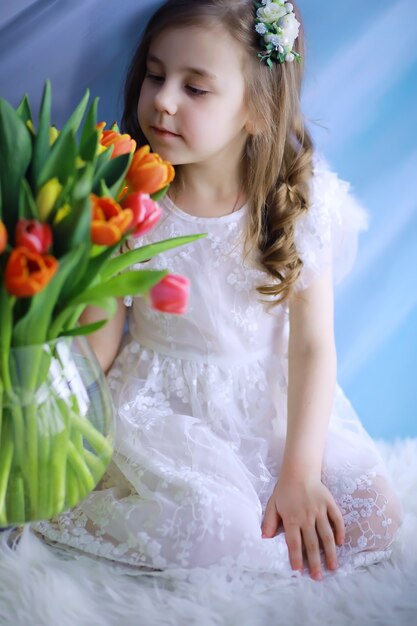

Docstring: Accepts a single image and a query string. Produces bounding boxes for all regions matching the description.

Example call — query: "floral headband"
[255,1,302,68]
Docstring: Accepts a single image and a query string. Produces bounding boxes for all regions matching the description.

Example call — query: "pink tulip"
[121,192,163,237]
[15,219,53,254]
[150,274,190,315]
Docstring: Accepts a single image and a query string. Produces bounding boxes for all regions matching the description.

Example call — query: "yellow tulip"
[26,120,35,135]
[36,178,63,221]
[53,203,71,226]
[49,126,59,145]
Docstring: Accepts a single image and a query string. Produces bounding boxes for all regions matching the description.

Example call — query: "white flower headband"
[255,1,302,68]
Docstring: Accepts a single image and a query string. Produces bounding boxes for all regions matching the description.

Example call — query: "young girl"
[33,0,403,581]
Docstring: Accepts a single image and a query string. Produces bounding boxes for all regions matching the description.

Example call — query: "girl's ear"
[245,117,266,136]
[245,119,258,135]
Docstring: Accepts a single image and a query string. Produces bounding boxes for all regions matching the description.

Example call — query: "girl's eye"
[186,86,208,97]
[146,73,164,82]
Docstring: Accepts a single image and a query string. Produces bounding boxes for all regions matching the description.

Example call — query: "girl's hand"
[261,475,345,581]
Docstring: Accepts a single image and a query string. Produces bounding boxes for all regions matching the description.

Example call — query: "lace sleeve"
[294,152,369,292]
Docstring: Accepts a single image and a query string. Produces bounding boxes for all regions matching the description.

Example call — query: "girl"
[33,0,403,581]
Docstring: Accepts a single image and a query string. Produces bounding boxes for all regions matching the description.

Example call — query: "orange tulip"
[4,247,59,297]
[90,194,133,246]
[0,220,8,254]
[97,123,136,159]
[125,145,175,195]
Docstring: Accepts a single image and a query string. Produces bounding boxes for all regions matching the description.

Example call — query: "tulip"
[4,247,59,297]
[53,203,71,226]
[49,125,59,145]
[121,192,163,237]
[149,274,190,315]
[0,220,8,253]
[125,145,175,195]
[36,178,63,221]
[97,122,136,159]
[90,194,133,246]
[15,219,53,254]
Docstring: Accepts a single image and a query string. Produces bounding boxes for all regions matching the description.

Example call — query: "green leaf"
[16,94,33,125]
[18,178,38,220]
[80,96,99,159]
[150,185,170,202]
[70,269,168,305]
[92,153,130,194]
[12,244,87,346]
[31,80,52,186]
[53,195,91,255]
[49,296,117,339]
[38,129,77,187]
[73,162,94,202]
[58,318,108,337]
[0,98,32,232]
[100,234,207,281]
[62,242,121,304]
[59,88,90,138]
[0,291,16,356]
[80,129,99,164]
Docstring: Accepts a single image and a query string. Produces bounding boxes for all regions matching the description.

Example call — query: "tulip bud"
[121,192,163,237]
[15,219,53,254]
[36,178,63,221]
[49,125,59,145]
[0,220,8,254]
[149,274,190,315]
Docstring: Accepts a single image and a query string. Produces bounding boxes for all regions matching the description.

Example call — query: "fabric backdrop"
[0,0,415,440]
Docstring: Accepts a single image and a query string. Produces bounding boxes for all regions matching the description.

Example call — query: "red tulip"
[15,219,53,254]
[90,194,133,246]
[121,192,163,237]
[150,274,190,315]
[0,220,7,254]
[4,247,59,297]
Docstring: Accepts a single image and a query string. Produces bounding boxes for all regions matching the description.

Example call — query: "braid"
[257,119,314,305]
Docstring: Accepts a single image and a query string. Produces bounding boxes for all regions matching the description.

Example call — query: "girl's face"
[137,23,251,167]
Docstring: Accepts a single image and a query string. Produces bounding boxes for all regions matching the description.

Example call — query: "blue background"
[0,0,415,441]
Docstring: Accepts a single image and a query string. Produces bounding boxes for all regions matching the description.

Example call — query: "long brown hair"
[122,0,315,305]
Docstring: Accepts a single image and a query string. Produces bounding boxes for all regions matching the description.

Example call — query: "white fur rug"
[1,438,416,626]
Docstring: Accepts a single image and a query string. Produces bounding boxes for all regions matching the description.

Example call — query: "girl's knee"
[340,473,403,552]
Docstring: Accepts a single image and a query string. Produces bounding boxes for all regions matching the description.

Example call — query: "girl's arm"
[79,297,126,374]
[261,268,345,580]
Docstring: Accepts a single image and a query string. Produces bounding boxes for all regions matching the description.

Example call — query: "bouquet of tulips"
[0,81,203,525]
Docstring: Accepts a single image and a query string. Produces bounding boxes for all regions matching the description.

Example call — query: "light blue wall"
[1,0,415,441]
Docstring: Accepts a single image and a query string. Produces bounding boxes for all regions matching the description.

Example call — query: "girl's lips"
[151,127,180,138]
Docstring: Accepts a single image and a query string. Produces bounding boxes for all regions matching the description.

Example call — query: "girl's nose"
[154,84,178,116]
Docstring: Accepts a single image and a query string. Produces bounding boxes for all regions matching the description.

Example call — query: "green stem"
[65,463,80,510]
[24,397,39,518]
[67,440,95,495]
[49,397,71,515]
[83,448,107,484]
[6,472,25,523]
[37,403,51,519]
[69,411,113,462]
[0,417,14,526]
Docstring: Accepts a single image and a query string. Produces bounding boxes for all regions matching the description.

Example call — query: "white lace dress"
[32,153,402,580]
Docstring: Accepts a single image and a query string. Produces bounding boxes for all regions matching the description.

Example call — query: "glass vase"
[0,335,115,525]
